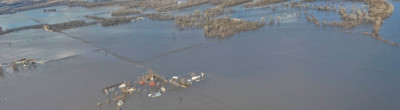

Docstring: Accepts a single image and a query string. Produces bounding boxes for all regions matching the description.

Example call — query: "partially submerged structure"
[100,70,208,109]
[0,58,38,75]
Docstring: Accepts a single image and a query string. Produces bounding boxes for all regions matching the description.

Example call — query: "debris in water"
[191,75,201,82]
[187,79,193,85]
[97,102,102,108]
[117,100,124,107]
[152,92,162,98]
[160,87,166,93]
[13,58,36,67]
[119,83,127,89]
[172,76,179,80]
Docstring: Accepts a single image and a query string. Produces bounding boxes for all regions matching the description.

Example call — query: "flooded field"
[1,0,400,110]
[0,6,117,30]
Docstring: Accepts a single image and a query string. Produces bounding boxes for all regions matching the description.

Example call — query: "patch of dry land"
[211,0,253,8]
[156,0,210,12]
[244,0,289,8]
[111,8,141,16]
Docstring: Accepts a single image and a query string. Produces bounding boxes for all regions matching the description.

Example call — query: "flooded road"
[1,1,400,110]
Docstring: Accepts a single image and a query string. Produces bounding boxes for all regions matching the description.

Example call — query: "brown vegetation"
[281,1,336,12]
[306,15,320,26]
[111,8,141,16]
[48,20,97,31]
[85,1,262,38]
[327,21,358,29]
[122,0,178,9]
[85,15,141,26]
[335,0,395,46]
[211,0,252,8]
[101,17,134,26]
[330,0,396,46]
[84,15,106,21]
[203,7,233,17]
[366,0,394,36]
[68,1,124,8]
[175,12,209,28]
[156,0,210,12]
[280,0,397,46]
[244,0,289,8]
[301,0,394,36]
[203,18,264,38]
[1,0,396,46]
[144,13,175,20]
[10,58,36,72]
[175,8,264,38]
[173,7,234,28]
[361,32,371,36]
[0,24,43,35]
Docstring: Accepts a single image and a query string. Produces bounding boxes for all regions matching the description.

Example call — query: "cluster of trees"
[244,0,289,8]
[111,8,141,16]
[156,0,210,12]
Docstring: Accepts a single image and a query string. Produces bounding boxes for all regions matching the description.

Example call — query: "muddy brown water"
[1,2,400,110]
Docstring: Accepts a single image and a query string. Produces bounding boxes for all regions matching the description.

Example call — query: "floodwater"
[0,6,117,29]
[1,1,400,110]
[380,1,400,44]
